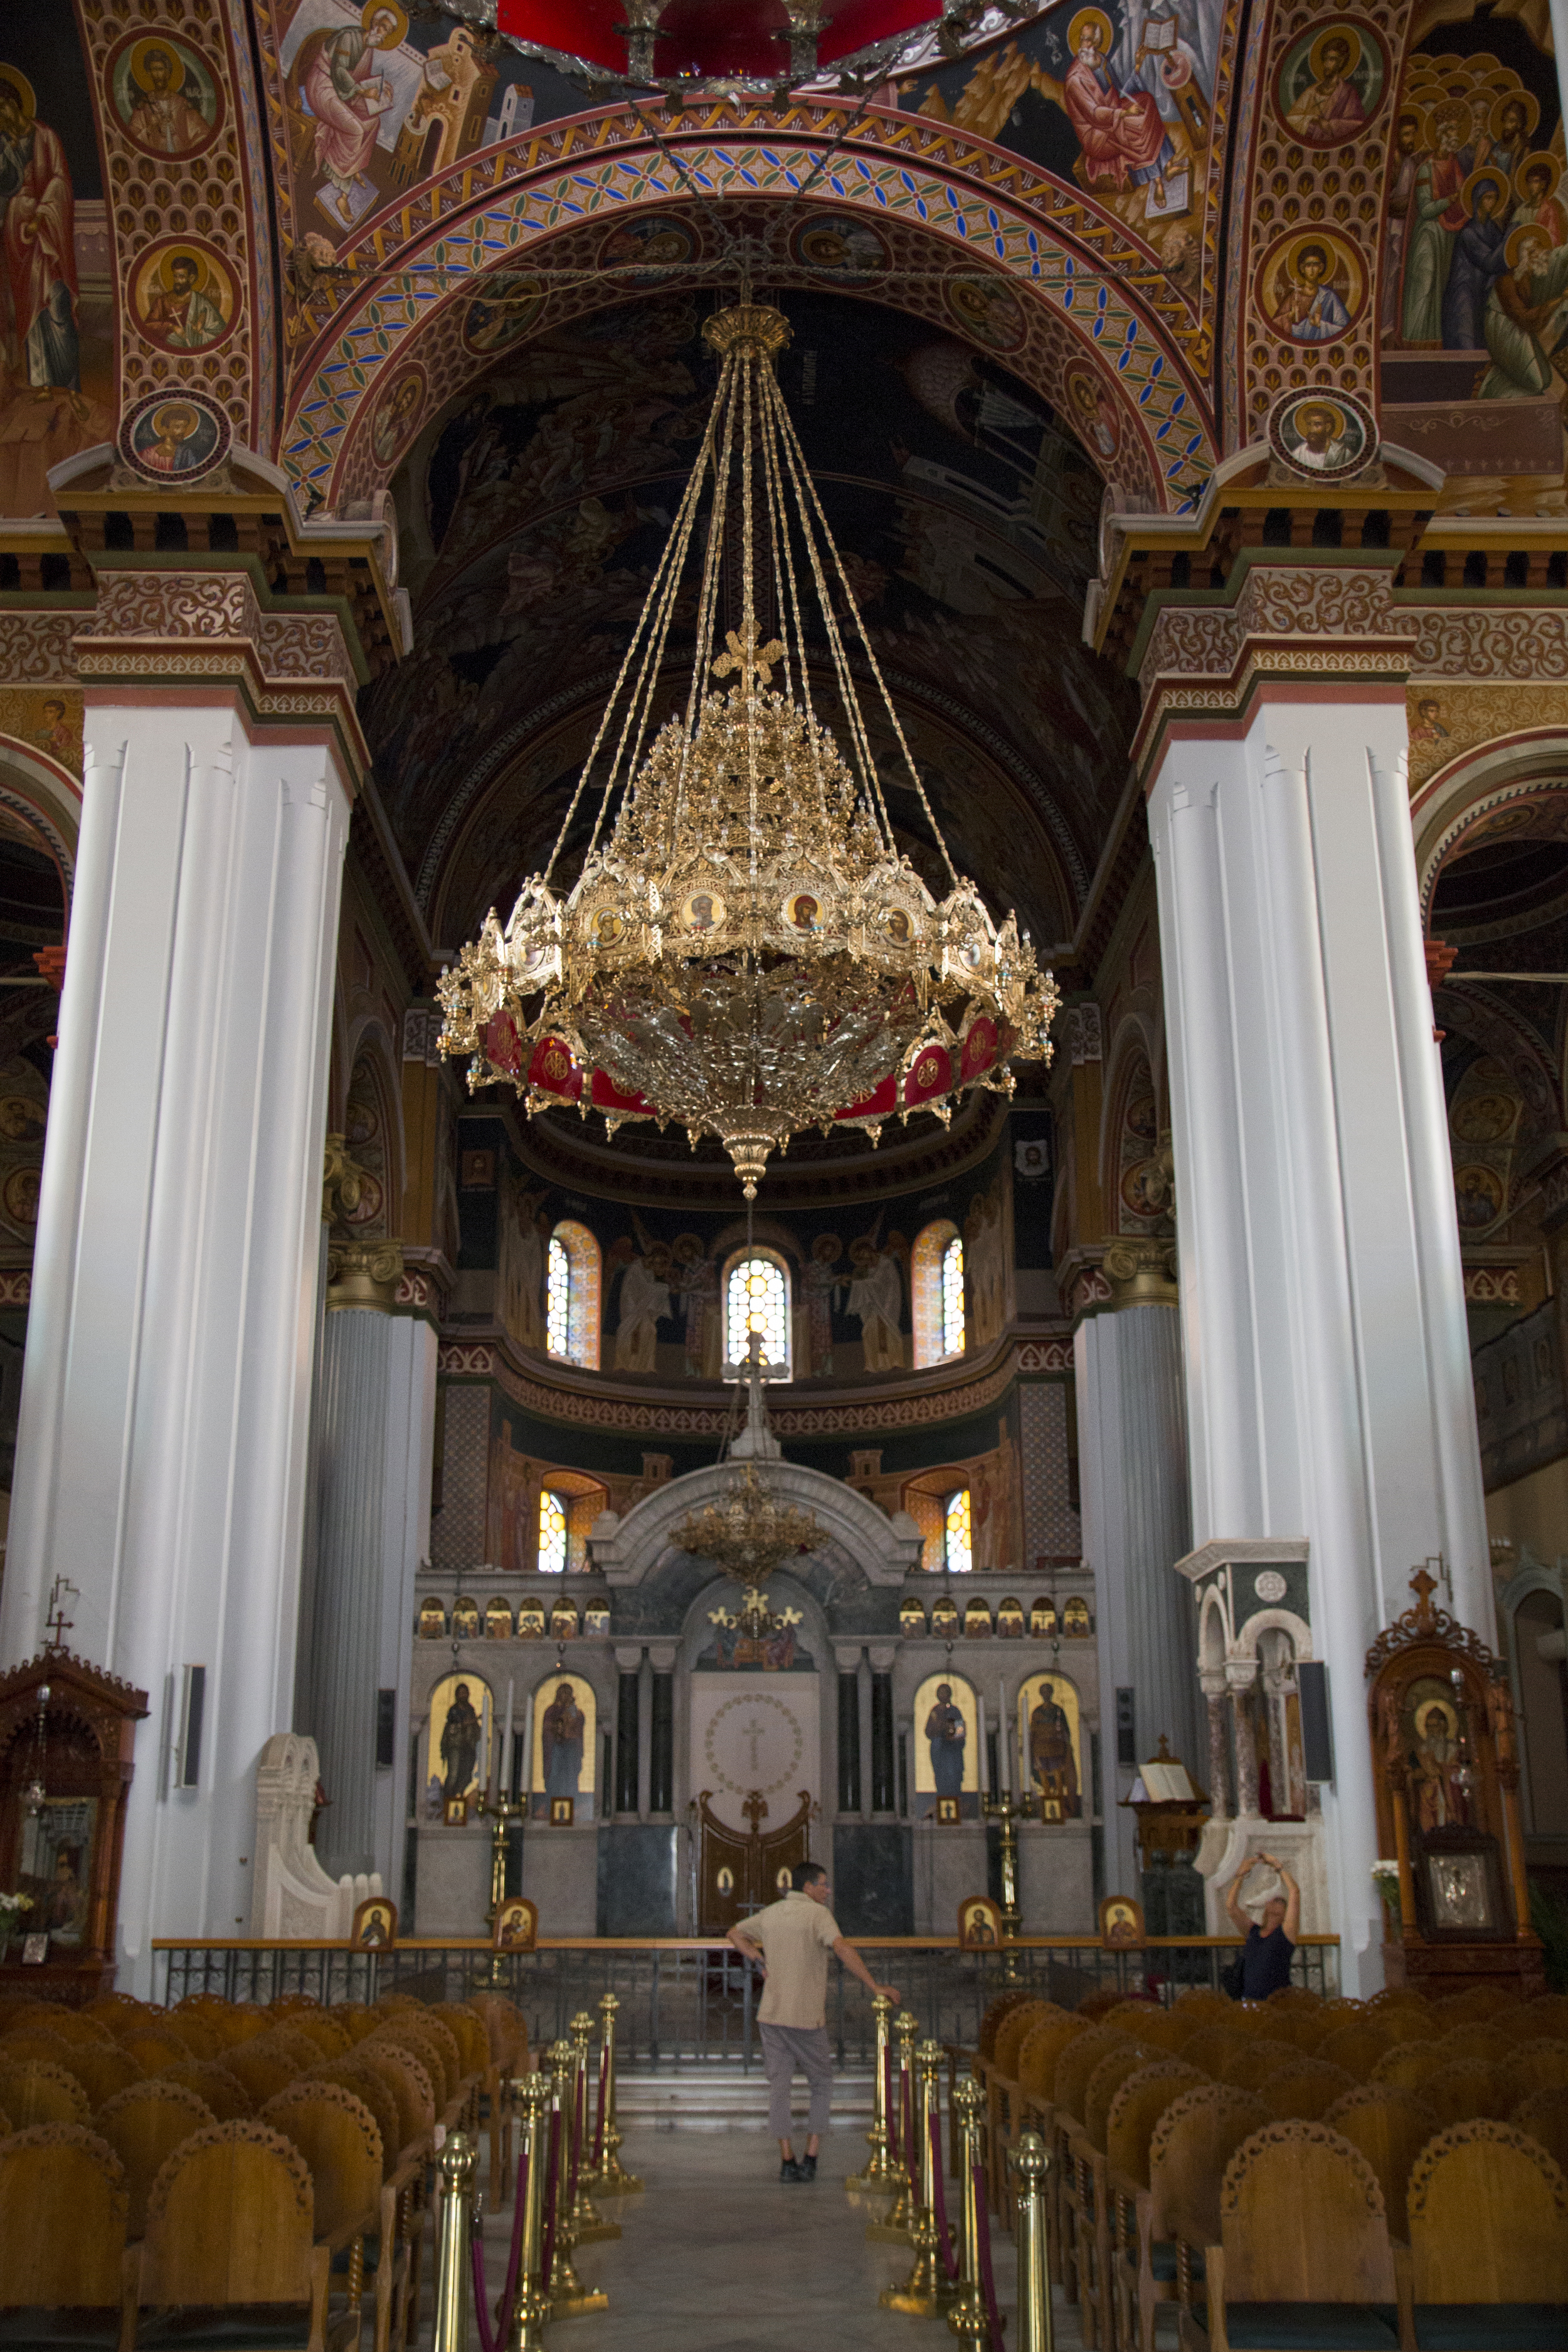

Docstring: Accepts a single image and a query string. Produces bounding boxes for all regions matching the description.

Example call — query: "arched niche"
[588,1458,923,1601]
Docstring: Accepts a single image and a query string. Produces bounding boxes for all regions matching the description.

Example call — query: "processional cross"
[713,621,785,693]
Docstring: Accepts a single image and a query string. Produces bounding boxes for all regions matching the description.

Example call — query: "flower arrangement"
[0,1891,33,1919]
[1371,1858,1402,1931]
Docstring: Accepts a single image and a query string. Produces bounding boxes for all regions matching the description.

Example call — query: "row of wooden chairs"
[972,1985,1568,2352]
[0,1989,526,2352]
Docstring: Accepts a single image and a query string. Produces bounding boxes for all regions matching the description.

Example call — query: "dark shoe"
[800,2153,817,2181]
[780,2157,806,2183]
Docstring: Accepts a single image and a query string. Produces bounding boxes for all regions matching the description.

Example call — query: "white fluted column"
[0,696,352,1987]
[306,1252,435,1889]
[1148,688,1488,1994]
[1077,1288,1198,1894]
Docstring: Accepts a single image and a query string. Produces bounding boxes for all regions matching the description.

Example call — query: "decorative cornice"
[437,1327,1073,1438]
[0,1648,150,1714]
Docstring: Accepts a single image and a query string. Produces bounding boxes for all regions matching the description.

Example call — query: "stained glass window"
[538,1488,568,1575]
[725,1253,790,1370]
[546,1234,571,1358]
[941,1235,965,1357]
[945,1487,973,1575]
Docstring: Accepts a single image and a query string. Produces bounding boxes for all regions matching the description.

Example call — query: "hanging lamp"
[437,299,1060,1196]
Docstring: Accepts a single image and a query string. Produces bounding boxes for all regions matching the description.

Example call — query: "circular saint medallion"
[117,388,232,485]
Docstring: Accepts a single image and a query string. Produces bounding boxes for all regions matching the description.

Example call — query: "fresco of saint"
[1064,14,1173,208]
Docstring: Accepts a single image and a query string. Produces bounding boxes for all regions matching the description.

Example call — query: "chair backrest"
[1125,2006,1203,2056]
[61,2039,145,2111]
[284,2009,354,2061]
[1321,2084,1439,2242]
[468,1996,526,2073]
[1431,1988,1515,2025]
[309,2057,400,2168]
[1264,2008,1333,2055]
[141,2121,316,2306]
[1369,2040,1445,2094]
[166,2006,225,2063]
[1104,2062,1204,2188]
[29,2007,114,2050]
[161,2060,255,2122]
[1379,2005,1440,2044]
[1407,2120,1568,2304]
[1221,2123,1396,2304]
[1017,2015,1088,2100]
[1054,2027,1138,2126]
[1318,2023,1397,2080]
[0,2124,127,2307]
[118,2023,196,2076]
[1148,2085,1269,2248]
[356,2041,435,2153]
[1501,1994,1568,2043]
[1500,2038,1568,2111]
[0,2028,74,2067]
[993,2001,1054,2079]
[0,2056,91,2128]
[1177,2028,1239,2080]
[262,2083,382,2237]
[371,2015,458,2106]
[1422,2058,1510,2127]
[1258,2059,1359,2122]
[1217,2037,1296,2092]
[1512,2089,1568,2178]
[1086,2044,1162,2151]
[97,2079,216,2237]
[1436,2022,1512,2064]
[980,1993,1036,2060]
[223,2035,307,2108]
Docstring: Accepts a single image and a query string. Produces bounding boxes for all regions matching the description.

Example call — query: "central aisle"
[475,2125,1085,2352]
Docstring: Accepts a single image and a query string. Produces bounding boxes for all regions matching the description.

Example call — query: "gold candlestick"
[982,1785,1037,1979]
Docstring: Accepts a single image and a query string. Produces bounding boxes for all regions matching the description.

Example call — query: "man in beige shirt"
[728,1860,901,2182]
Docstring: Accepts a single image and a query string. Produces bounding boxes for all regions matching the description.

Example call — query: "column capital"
[1101,1236,1179,1311]
[327,1238,405,1311]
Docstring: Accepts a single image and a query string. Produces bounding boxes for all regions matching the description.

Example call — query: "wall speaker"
[1298,1661,1334,1784]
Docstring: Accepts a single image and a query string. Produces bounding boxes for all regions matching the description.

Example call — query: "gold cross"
[712,621,785,692]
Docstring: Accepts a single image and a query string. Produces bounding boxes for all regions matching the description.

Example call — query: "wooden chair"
[987,2000,1054,2208]
[1511,2088,1568,2178]
[1319,2023,1399,2081]
[0,2057,92,2128]
[131,2120,360,2352]
[285,2011,355,2062]
[1179,2030,1242,2081]
[115,2021,195,2077]
[1016,2013,1092,2285]
[1057,2032,1147,2342]
[1104,2064,1204,2352]
[0,2028,75,2068]
[1218,2039,1297,2094]
[1258,2060,1358,2122]
[223,2033,309,2109]
[1500,1996,1568,2045]
[1500,2039,1568,2113]
[160,2060,255,2122]
[27,2008,115,2052]
[96,2079,215,2237]
[1116,2085,1266,2352]
[1182,2122,1399,2352]
[1422,2060,1510,2128]
[1322,2086,1439,2242]
[1088,2045,1165,2153]
[355,2042,435,2163]
[164,2008,226,2063]
[1402,2119,1568,2347]
[1434,2023,1512,2065]
[263,2083,401,2352]
[1264,2010,1333,2057]
[63,2040,146,2112]
[1429,1989,1515,2026]
[309,2059,401,2175]
[1369,2043,1446,2097]
[0,2123,132,2349]
[1377,2006,1440,2045]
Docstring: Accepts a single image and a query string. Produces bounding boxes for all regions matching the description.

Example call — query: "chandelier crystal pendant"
[437,299,1060,1196]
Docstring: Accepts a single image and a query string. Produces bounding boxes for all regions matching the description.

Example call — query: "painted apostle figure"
[440,1681,482,1799]
[1030,1688,1081,1816]
[542,1681,585,1802]
[926,1682,967,1804]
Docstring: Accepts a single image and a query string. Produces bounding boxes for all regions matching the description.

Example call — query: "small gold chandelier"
[438,300,1059,1195]
[675,1456,820,1584]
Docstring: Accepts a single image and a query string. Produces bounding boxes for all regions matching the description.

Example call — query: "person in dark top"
[1224,1851,1301,1998]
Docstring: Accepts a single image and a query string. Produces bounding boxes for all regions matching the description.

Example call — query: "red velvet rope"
[930,2112,959,2280]
[901,2063,913,2185]
[973,2160,1007,2352]
[884,2047,900,2168]
[569,2064,585,2203]
[593,2043,609,2171]
[469,2146,531,2352]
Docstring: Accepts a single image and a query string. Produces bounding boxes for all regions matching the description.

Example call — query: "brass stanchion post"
[509,2074,553,2352]
[867,2009,920,2244]
[848,1991,898,2193]
[880,2037,955,2317]
[431,2129,475,2352]
[1009,2130,1052,2352]
[568,2009,621,2243]
[546,2038,607,2319]
[593,1991,643,2198]
[946,2075,990,2348]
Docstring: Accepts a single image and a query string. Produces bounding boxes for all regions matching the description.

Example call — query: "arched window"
[724,1250,791,1372]
[538,1488,568,1575]
[545,1219,601,1369]
[945,1487,973,1575]
[911,1219,965,1368]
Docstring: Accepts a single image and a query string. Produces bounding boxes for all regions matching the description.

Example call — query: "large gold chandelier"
[438,300,1059,1195]
[674,1458,820,1584]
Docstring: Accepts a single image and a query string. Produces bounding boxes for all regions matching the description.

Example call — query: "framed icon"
[957,1895,1003,1951]
[444,1795,469,1827]
[492,1895,538,1951]
[1099,1894,1145,1947]
[935,1795,961,1825]
[352,1895,398,1948]
[21,1932,48,1965]
[550,1796,575,1826]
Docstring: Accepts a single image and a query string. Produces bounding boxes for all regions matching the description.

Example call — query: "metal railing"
[151,1934,1340,2063]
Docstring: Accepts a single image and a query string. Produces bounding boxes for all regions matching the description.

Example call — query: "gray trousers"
[760,2022,834,2140]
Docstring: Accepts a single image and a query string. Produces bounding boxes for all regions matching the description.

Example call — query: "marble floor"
[469,2126,1093,2352]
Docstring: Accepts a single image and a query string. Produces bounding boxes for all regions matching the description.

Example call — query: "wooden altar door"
[696,1788,813,1933]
